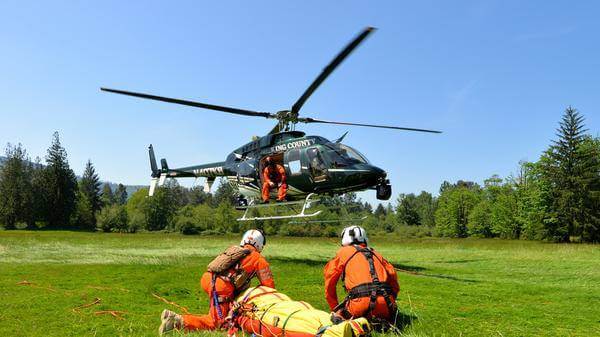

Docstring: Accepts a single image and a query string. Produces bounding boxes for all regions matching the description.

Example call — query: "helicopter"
[101,27,441,221]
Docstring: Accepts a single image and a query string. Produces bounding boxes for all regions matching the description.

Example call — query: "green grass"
[0,231,598,337]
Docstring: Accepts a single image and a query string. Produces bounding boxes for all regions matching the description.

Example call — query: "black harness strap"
[340,245,396,319]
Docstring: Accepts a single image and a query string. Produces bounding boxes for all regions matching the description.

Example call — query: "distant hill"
[103,182,147,198]
[0,155,146,199]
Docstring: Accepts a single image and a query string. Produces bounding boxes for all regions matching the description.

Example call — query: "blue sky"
[1,1,598,205]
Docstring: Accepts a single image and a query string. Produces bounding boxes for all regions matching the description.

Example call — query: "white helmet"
[341,226,368,246]
[240,229,266,252]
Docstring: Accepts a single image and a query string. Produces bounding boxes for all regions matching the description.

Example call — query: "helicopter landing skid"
[237,193,322,221]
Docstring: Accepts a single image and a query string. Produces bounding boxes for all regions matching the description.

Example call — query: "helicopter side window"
[307,147,327,182]
[339,144,369,164]
[287,149,301,175]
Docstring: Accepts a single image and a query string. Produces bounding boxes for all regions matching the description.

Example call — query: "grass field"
[0,231,598,337]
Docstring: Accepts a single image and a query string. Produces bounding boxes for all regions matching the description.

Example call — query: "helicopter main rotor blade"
[100,87,275,119]
[298,117,442,133]
[291,27,376,115]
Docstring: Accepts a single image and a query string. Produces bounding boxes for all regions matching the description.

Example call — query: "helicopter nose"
[370,165,387,183]
[340,164,386,187]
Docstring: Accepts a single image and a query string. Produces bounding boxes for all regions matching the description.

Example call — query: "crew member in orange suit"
[262,156,287,202]
[159,230,274,334]
[324,225,399,323]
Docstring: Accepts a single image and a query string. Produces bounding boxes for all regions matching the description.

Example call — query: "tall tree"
[144,185,178,231]
[512,161,546,240]
[539,107,597,242]
[115,183,128,205]
[421,191,438,227]
[0,143,34,229]
[30,156,47,229]
[396,193,420,225]
[43,132,77,228]
[435,183,481,237]
[374,203,387,218]
[577,136,600,242]
[101,183,114,206]
[79,160,102,212]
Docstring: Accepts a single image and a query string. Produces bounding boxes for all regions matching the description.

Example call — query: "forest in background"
[0,107,598,242]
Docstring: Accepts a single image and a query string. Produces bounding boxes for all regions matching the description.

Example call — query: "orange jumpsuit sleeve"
[324,253,345,311]
[263,167,272,184]
[383,258,399,296]
[276,164,286,184]
[255,255,275,289]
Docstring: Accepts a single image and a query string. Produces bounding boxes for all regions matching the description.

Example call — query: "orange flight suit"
[182,245,275,331]
[262,164,287,202]
[324,244,399,320]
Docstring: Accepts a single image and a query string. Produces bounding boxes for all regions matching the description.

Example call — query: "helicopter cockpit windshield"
[324,143,370,167]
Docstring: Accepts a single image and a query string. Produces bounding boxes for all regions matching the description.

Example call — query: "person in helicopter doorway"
[324,226,399,328]
[261,156,287,203]
[158,229,275,335]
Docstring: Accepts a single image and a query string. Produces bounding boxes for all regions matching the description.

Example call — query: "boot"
[158,309,183,335]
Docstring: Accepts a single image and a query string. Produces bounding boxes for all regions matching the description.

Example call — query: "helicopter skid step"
[237,193,321,221]
[236,198,308,210]
[238,210,323,222]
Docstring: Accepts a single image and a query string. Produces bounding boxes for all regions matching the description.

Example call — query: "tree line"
[0,107,598,242]
[395,107,599,243]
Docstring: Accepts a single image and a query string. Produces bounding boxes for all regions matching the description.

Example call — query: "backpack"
[207,246,251,274]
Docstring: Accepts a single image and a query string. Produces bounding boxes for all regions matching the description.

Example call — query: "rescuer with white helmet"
[159,228,273,334]
[240,229,267,252]
[324,225,399,324]
[340,225,368,246]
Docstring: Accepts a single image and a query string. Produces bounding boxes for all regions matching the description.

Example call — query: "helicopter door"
[306,147,328,183]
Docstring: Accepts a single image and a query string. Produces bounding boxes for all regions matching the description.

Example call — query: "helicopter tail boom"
[148,144,225,196]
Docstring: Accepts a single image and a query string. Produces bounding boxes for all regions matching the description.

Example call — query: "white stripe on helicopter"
[327,169,371,172]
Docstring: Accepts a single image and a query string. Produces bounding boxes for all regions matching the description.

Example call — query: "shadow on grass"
[394,310,418,332]
[372,310,417,334]
[390,262,479,283]
[390,263,426,273]
[432,259,488,264]
[272,257,479,283]
[270,256,328,266]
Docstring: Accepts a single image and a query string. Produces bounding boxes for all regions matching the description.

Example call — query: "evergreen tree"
[115,183,128,205]
[374,203,387,218]
[79,160,101,212]
[43,132,77,228]
[101,183,115,206]
[73,190,95,229]
[539,107,596,242]
[30,156,50,228]
[0,143,34,229]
